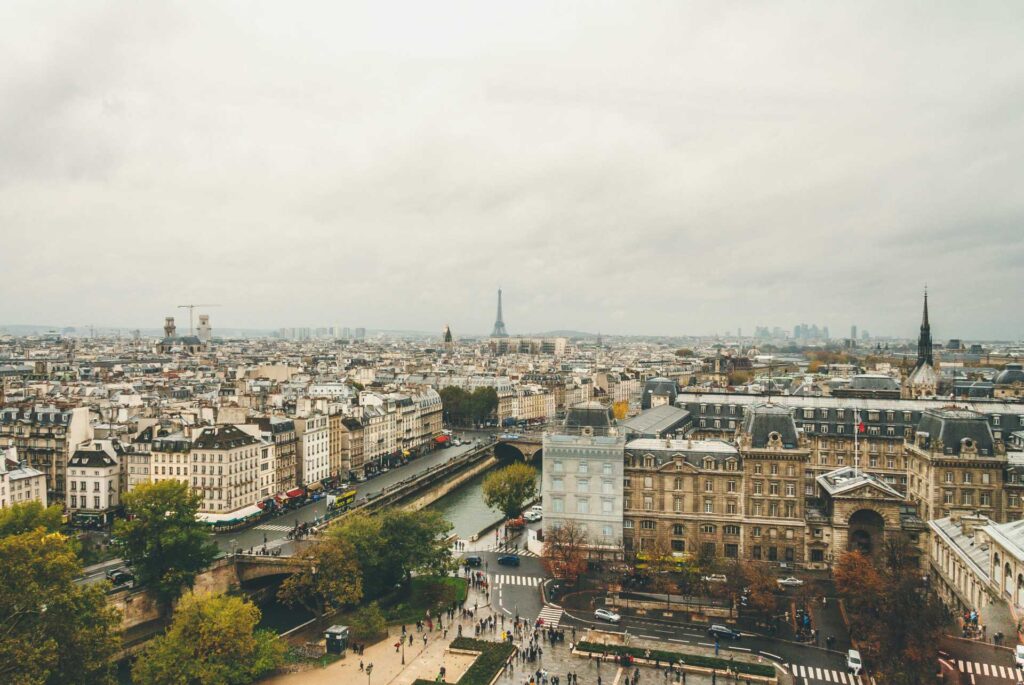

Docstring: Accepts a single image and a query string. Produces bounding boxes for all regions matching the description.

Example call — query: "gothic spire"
[916,288,933,368]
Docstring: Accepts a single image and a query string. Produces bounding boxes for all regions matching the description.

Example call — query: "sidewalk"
[262,583,500,685]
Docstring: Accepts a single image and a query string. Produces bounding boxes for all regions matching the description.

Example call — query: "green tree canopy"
[278,535,363,618]
[0,530,120,685]
[348,601,387,641]
[0,501,64,538]
[132,592,284,685]
[328,511,386,598]
[114,480,218,607]
[378,509,454,586]
[483,462,537,520]
[439,386,498,426]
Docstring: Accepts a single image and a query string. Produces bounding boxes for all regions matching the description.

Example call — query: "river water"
[425,464,541,540]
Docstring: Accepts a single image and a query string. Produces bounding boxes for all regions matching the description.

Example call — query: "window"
[726,501,737,514]
[552,477,564,490]
[577,499,590,514]
[980,492,992,506]
[770,464,779,475]
[641,520,656,530]
[602,481,614,495]
[785,483,795,497]
[603,462,612,475]
[553,460,564,473]
[702,542,716,557]
[700,523,716,534]
[579,461,589,474]
[785,547,795,562]
[752,545,762,560]
[727,480,736,492]
[672,539,685,552]
[673,496,683,512]
[643,496,654,511]
[674,477,684,490]
[644,476,653,489]
[982,472,991,485]
[705,479,714,492]
[725,544,739,558]
[753,481,763,495]
[577,478,589,493]
[961,491,974,506]
[704,499,714,514]
[752,526,762,537]
[768,546,778,561]
[672,524,684,536]
[602,499,613,514]
[963,472,972,484]
[754,464,763,475]
[945,472,954,484]
[943,491,954,505]
[752,502,763,516]
[724,524,740,536]
[769,502,779,517]
[623,519,634,529]
[769,482,779,496]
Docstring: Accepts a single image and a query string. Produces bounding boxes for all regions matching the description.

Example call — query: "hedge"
[411,638,516,685]
[574,641,776,678]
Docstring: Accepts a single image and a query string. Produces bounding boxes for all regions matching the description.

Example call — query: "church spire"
[916,288,933,368]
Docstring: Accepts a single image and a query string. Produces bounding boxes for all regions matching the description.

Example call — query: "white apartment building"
[361,405,397,469]
[1,445,48,509]
[294,414,329,487]
[67,439,124,524]
[191,424,273,513]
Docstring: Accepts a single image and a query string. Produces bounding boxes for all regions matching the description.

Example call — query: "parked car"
[497,555,520,567]
[707,624,742,641]
[777,576,805,587]
[847,649,863,675]
[594,608,621,623]
[463,555,483,567]
[702,574,727,584]
[106,569,134,587]
[523,510,542,522]
[529,504,543,513]
[1015,644,1024,669]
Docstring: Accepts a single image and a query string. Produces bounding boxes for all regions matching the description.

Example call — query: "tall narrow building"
[903,289,938,398]
[491,288,509,338]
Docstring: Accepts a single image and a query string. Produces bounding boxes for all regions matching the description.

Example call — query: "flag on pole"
[858,419,866,434]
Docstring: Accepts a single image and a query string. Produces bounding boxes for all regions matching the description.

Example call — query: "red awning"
[434,435,450,444]
[285,488,305,498]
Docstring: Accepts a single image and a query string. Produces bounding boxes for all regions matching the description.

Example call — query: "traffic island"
[411,638,516,685]
[573,633,783,684]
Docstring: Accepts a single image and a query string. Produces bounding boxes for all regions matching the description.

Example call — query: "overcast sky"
[2,2,1022,339]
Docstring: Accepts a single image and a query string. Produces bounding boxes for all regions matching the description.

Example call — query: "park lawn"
[380,576,468,625]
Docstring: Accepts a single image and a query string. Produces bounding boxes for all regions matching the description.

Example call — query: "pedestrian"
[423,633,428,645]
[359,660,364,672]
[394,641,400,652]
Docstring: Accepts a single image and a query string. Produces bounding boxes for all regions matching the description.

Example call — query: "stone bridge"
[232,553,310,584]
[495,433,544,462]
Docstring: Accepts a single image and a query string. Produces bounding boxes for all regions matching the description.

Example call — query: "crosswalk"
[254,523,293,532]
[494,542,538,557]
[788,664,869,684]
[491,574,544,587]
[956,660,1021,681]
[536,605,563,628]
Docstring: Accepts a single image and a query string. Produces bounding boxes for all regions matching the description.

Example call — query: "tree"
[674,348,695,358]
[483,463,537,520]
[468,387,498,424]
[329,511,387,598]
[114,480,219,608]
[440,386,499,426]
[834,538,943,684]
[132,592,284,685]
[348,601,387,641]
[738,561,776,616]
[542,520,589,584]
[278,536,363,618]
[0,501,64,538]
[378,509,454,587]
[0,530,121,685]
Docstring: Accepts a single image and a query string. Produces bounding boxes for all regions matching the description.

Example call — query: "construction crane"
[177,304,221,336]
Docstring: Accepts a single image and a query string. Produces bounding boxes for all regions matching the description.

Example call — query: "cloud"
[1,1,1022,339]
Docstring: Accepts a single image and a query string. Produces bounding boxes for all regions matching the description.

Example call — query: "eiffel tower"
[491,288,509,337]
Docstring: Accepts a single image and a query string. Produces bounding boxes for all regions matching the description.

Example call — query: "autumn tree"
[740,561,777,616]
[278,536,363,618]
[542,520,589,585]
[114,480,218,607]
[834,537,943,684]
[132,593,284,685]
[0,501,64,538]
[0,530,121,685]
[483,462,537,520]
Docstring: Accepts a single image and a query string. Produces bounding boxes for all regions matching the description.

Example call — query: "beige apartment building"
[0,405,92,498]
[0,445,48,509]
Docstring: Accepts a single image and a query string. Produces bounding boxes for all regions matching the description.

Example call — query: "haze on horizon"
[1,2,1022,340]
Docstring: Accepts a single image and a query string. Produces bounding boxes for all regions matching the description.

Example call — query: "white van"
[846,649,862,676]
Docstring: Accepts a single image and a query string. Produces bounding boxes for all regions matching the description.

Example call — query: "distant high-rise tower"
[850,325,857,341]
[197,314,212,343]
[491,289,509,338]
[164,317,176,338]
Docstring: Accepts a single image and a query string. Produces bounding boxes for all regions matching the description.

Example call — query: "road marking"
[668,638,688,643]
[761,651,782,661]
[815,667,823,680]
[731,646,751,651]
[966,662,974,675]
[698,642,715,647]
[823,669,832,682]
[536,606,563,628]
[612,667,624,685]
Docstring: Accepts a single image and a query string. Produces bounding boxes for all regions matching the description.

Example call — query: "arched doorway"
[848,509,885,555]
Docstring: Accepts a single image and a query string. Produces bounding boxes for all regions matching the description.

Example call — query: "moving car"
[847,649,862,675]
[702,574,727,584]
[777,576,805,587]
[1015,644,1024,669]
[594,608,621,623]
[707,624,742,640]
[463,555,483,567]
[106,569,134,587]
[497,555,520,567]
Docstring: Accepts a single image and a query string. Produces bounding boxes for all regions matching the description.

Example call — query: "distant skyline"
[1,3,1022,339]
